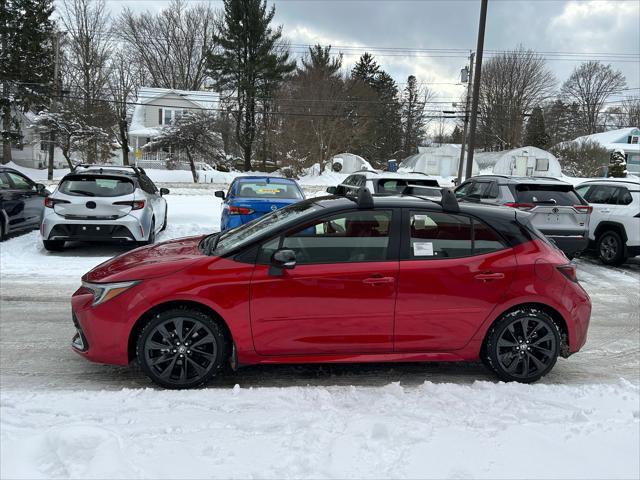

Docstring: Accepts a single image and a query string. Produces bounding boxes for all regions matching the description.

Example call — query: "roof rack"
[529,176,562,181]
[352,169,378,175]
[401,185,460,212]
[72,164,146,175]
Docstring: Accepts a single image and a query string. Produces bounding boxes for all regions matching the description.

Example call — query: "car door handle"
[362,276,395,285]
[474,272,505,282]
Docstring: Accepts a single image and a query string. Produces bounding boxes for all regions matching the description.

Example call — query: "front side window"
[261,210,393,265]
[6,172,33,191]
[0,173,12,190]
[408,211,506,259]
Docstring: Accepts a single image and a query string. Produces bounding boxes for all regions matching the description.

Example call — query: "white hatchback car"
[41,165,169,251]
[576,178,640,265]
[327,171,441,197]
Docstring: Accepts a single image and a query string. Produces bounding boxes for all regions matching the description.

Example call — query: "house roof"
[572,127,640,152]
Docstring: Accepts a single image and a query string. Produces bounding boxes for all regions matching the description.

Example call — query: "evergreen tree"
[401,75,428,155]
[207,0,295,171]
[351,53,379,86]
[524,106,550,149]
[1,0,55,163]
[608,150,627,178]
[450,125,463,144]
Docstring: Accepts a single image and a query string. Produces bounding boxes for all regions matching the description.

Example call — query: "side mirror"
[269,249,296,275]
[36,183,46,193]
[160,187,170,196]
[215,190,226,199]
[326,186,337,194]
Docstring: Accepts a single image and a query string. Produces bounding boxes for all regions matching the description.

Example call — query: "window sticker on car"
[413,242,434,256]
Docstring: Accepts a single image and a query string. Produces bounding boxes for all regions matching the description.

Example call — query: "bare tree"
[479,47,556,150]
[401,75,433,156]
[60,0,113,163]
[561,61,626,134]
[119,0,217,91]
[620,96,640,127]
[108,54,146,165]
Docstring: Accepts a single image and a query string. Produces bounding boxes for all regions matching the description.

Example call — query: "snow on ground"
[1,381,638,479]
[0,193,221,278]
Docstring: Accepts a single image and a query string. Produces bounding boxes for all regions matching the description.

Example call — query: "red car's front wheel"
[137,308,228,389]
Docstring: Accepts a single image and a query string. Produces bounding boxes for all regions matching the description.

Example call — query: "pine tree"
[351,53,379,86]
[450,125,463,144]
[608,150,627,178]
[207,0,295,171]
[524,106,550,149]
[1,0,55,163]
[401,75,428,155]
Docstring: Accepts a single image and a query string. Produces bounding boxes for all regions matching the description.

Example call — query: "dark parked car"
[0,166,49,240]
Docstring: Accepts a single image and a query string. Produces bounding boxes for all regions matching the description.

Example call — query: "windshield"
[235,179,303,199]
[209,201,323,256]
[59,176,134,197]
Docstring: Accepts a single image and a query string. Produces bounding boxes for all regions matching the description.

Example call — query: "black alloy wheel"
[137,308,227,389]
[597,230,626,266]
[485,309,560,383]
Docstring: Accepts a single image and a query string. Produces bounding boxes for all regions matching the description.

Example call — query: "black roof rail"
[72,163,145,176]
[529,176,562,181]
[352,169,378,174]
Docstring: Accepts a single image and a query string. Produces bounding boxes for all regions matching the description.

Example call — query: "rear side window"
[582,185,634,206]
[58,176,134,197]
[236,181,303,199]
[377,179,438,194]
[408,211,506,259]
[515,184,581,206]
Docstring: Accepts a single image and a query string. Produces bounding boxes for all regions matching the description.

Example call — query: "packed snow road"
[1,187,639,479]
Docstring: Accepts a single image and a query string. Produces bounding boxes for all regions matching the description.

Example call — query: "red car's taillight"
[504,202,535,211]
[113,200,145,210]
[44,197,70,208]
[557,264,578,283]
[228,205,255,215]
[573,205,593,214]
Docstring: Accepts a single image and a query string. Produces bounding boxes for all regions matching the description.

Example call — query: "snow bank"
[1,380,638,479]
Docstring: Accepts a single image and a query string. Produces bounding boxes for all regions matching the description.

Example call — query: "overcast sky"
[104,0,639,108]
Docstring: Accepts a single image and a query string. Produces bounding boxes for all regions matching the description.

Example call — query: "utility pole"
[47,31,61,180]
[465,0,488,180]
[1,0,12,164]
[456,52,474,184]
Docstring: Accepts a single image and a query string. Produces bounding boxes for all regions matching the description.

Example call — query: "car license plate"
[546,214,560,223]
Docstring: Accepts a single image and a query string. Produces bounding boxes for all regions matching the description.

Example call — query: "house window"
[159,108,187,125]
[536,158,549,171]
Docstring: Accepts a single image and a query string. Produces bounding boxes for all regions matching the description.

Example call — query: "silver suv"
[327,171,441,197]
[41,165,169,251]
[454,175,591,258]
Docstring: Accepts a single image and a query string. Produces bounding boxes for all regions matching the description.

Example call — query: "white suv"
[576,178,640,265]
[327,171,441,197]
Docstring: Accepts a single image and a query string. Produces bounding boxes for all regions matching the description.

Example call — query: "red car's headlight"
[81,280,140,306]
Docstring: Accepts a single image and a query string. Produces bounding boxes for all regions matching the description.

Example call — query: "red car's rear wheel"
[485,308,560,383]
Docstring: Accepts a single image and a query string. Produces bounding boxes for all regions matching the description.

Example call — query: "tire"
[0,217,5,241]
[138,218,155,247]
[160,207,167,232]
[136,308,228,389]
[484,308,560,383]
[43,239,65,251]
[597,230,627,266]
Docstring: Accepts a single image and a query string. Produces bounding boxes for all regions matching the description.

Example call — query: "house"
[570,127,640,175]
[475,146,562,177]
[325,153,373,173]
[399,144,478,178]
[129,87,219,168]
[1,110,69,169]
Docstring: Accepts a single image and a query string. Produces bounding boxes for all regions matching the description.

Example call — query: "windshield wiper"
[200,232,221,255]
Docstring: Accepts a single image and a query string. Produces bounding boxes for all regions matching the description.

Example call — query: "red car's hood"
[83,236,205,283]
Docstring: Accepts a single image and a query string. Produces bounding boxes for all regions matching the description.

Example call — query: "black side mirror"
[160,187,170,196]
[269,249,296,275]
[326,186,337,194]
[36,183,46,194]
[215,190,226,199]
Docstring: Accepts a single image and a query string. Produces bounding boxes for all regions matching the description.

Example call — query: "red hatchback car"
[71,190,591,388]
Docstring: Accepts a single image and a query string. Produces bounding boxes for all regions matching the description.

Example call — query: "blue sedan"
[215,176,306,231]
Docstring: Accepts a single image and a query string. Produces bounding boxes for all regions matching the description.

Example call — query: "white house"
[475,146,562,177]
[325,153,373,173]
[400,144,478,178]
[1,110,69,169]
[570,127,640,175]
[129,87,219,167]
